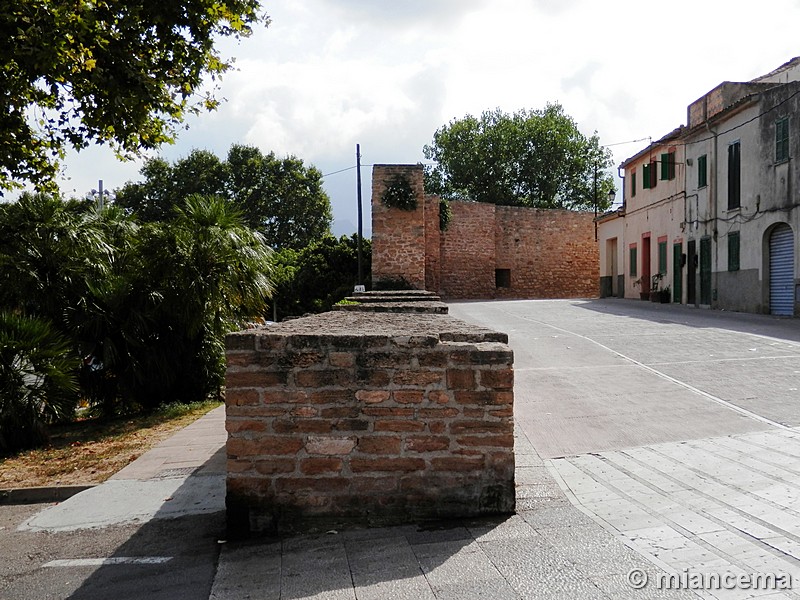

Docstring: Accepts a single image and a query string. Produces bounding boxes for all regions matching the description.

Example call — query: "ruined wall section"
[371,164,426,289]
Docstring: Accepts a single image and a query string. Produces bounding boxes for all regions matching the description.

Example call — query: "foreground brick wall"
[371,165,599,299]
[225,312,515,534]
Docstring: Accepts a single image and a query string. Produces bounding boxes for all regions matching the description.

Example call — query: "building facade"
[599,57,800,316]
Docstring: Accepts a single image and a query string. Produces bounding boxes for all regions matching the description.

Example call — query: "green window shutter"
[658,241,667,274]
[631,172,636,197]
[728,231,740,271]
[728,142,741,210]
[660,153,670,180]
[698,154,707,188]
[630,247,637,276]
[642,164,650,189]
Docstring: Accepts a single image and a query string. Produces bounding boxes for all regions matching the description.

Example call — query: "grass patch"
[0,400,221,489]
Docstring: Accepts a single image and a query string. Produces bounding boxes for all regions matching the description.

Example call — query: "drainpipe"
[706,121,719,305]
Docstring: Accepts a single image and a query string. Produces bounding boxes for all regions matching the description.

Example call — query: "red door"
[641,235,651,299]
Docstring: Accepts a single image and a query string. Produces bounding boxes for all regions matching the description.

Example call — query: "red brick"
[227,458,253,473]
[351,477,398,493]
[320,407,360,418]
[355,390,390,404]
[357,436,402,454]
[392,390,424,404]
[309,390,354,404]
[296,369,352,388]
[456,434,514,448]
[362,407,414,417]
[350,457,425,472]
[253,458,296,475]
[479,369,514,389]
[431,456,485,472]
[278,351,325,368]
[416,351,448,367]
[428,421,447,434]
[447,369,476,389]
[262,391,309,404]
[454,391,513,406]
[450,421,510,434]
[228,436,304,456]
[489,407,513,418]
[329,352,356,367]
[392,371,444,386]
[226,405,285,418]
[226,370,287,388]
[374,420,425,432]
[300,457,343,475]
[305,436,357,455]
[273,419,332,434]
[418,407,459,419]
[463,408,485,418]
[355,368,391,386]
[428,390,450,404]
[226,419,267,434]
[291,406,318,418]
[225,388,260,407]
[405,436,450,452]
[275,477,349,493]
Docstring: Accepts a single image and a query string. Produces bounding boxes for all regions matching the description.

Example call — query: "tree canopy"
[115,144,333,249]
[423,104,615,211]
[0,0,267,192]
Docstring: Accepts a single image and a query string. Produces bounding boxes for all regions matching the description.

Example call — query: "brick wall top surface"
[227,311,509,348]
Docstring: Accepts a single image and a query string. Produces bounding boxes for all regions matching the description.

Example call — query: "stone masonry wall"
[371,164,599,299]
[493,206,598,299]
[225,311,515,535]
[371,164,426,289]
[440,202,496,298]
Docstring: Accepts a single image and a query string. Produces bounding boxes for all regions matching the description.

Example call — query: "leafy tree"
[115,144,333,249]
[271,235,370,320]
[423,104,615,211]
[0,312,79,454]
[0,0,267,192]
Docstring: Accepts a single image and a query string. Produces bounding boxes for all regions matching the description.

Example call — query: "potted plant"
[633,277,649,301]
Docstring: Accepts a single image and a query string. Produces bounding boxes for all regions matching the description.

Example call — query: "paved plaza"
[4,299,800,599]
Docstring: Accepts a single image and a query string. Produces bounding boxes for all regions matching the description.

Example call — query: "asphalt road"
[0,501,225,600]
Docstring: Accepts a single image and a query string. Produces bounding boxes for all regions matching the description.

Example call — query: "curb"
[0,485,96,505]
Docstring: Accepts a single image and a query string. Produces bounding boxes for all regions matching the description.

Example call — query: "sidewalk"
[21,406,227,532]
[210,426,701,600]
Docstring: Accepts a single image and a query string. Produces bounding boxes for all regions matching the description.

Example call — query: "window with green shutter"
[658,241,667,275]
[631,172,636,197]
[630,246,637,276]
[728,141,741,210]
[728,231,740,271]
[776,118,789,163]
[660,152,675,180]
[698,154,707,188]
[642,163,650,189]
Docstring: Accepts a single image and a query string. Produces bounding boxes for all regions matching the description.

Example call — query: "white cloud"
[54,0,800,234]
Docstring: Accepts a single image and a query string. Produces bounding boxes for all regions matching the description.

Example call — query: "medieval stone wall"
[371,164,599,299]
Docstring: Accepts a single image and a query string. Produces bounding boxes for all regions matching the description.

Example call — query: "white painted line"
[43,557,172,567]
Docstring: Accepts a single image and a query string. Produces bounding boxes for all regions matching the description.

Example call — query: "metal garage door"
[770,224,794,316]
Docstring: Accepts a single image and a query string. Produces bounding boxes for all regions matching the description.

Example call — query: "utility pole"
[355,144,365,291]
[98,179,105,210]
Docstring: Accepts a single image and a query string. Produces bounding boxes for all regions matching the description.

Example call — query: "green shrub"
[0,312,79,455]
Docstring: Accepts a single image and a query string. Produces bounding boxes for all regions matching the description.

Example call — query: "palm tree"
[0,312,79,454]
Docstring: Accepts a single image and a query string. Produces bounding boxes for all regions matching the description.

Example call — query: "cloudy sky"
[57,0,800,236]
